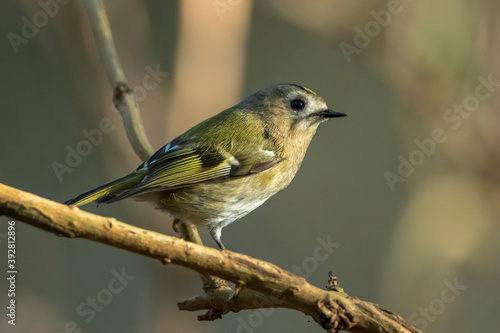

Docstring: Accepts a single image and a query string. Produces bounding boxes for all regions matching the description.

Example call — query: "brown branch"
[0,183,421,333]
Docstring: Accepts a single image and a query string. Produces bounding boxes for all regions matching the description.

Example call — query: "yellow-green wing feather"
[65,107,284,206]
[140,147,234,189]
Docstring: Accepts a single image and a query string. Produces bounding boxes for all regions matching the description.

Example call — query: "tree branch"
[84,0,154,160]
[0,183,421,333]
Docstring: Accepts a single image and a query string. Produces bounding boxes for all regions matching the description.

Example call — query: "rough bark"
[0,183,421,333]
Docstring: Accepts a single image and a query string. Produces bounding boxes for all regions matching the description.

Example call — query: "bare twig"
[0,183,421,333]
[84,0,154,160]
[82,0,225,300]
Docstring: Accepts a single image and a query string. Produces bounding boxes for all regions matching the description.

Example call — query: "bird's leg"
[209,226,226,250]
[215,240,226,251]
[175,219,226,250]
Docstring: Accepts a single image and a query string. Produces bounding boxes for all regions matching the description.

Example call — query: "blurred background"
[1,1,499,332]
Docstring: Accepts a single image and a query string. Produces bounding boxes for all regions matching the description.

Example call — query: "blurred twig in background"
[84,0,154,160]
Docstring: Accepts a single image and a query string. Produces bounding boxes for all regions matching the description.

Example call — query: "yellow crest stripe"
[302,86,316,95]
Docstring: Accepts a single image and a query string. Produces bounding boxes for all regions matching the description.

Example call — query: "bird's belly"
[143,158,298,230]
[150,170,287,225]
[206,196,269,229]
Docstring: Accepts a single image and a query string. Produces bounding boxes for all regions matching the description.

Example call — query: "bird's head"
[242,84,346,137]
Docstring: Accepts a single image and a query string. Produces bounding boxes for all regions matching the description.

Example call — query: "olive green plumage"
[64,84,346,249]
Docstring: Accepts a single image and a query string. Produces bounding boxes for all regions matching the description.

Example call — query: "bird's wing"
[114,137,282,199]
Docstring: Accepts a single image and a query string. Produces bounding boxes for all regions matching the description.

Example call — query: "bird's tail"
[63,172,144,206]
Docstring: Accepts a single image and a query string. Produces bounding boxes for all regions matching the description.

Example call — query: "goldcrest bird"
[64,84,346,249]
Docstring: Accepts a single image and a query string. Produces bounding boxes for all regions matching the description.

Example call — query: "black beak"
[320,109,347,118]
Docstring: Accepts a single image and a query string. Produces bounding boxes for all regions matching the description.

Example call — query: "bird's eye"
[290,99,306,110]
